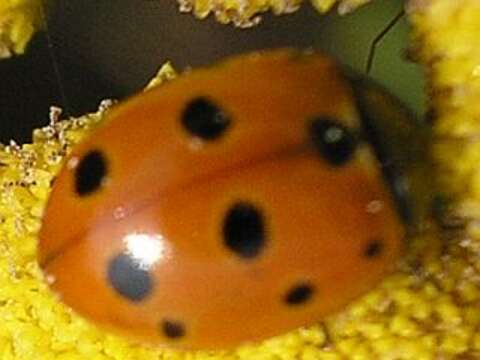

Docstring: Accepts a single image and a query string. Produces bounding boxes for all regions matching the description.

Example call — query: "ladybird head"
[348,76,433,230]
[38,49,428,349]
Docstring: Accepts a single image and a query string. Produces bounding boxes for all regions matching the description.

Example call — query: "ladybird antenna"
[40,0,70,116]
[366,8,405,75]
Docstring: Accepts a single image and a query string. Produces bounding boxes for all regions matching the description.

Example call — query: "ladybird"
[38,49,432,349]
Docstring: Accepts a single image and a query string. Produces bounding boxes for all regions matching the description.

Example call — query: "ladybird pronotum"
[39,49,432,349]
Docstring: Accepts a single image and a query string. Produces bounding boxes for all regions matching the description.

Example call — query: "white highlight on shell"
[123,233,170,270]
[366,200,384,214]
[67,156,79,170]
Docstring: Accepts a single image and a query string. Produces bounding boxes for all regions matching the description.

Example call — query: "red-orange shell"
[39,49,406,349]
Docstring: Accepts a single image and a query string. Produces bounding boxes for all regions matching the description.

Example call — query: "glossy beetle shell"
[39,49,430,349]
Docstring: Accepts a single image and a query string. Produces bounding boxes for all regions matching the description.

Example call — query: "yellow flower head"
[0,0,43,58]
[177,0,372,27]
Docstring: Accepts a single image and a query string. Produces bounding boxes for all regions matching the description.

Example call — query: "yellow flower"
[409,0,480,216]
[177,0,372,27]
[0,0,43,58]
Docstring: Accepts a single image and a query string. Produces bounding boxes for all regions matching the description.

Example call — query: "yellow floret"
[409,0,480,206]
[0,0,43,58]
[177,0,372,27]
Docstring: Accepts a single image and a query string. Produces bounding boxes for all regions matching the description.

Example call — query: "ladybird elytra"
[38,49,430,349]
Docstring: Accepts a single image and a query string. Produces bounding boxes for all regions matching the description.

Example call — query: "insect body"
[38,49,431,349]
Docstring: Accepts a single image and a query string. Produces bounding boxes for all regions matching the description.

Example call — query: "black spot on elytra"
[310,117,357,166]
[181,97,231,140]
[161,319,186,339]
[74,150,107,196]
[284,283,315,306]
[363,239,384,258]
[223,202,265,259]
[107,254,152,302]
